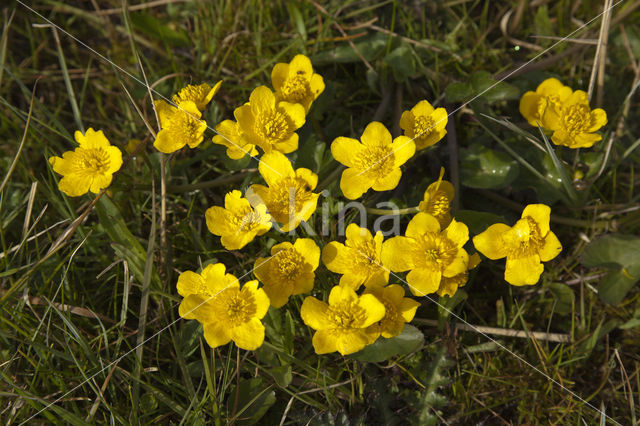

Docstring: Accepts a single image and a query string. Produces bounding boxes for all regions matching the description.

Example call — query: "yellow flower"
[331,122,415,200]
[300,286,386,355]
[271,54,325,113]
[172,81,222,111]
[381,212,469,297]
[49,128,123,197]
[322,223,389,290]
[519,78,573,128]
[473,204,562,286]
[364,284,420,339]
[153,100,207,153]
[547,91,607,149]
[212,119,258,159]
[418,168,454,229]
[235,86,306,154]
[254,238,320,308]
[205,190,272,250]
[177,263,239,321]
[248,151,320,232]
[183,279,270,350]
[436,252,481,297]
[399,100,448,151]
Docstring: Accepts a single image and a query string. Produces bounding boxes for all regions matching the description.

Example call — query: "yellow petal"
[154,128,185,153]
[244,280,270,319]
[312,329,338,354]
[443,248,469,277]
[360,121,392,147]
[75,128,110,149]
[328,285,358,306]
[589,109,607,131]
[539,231,562,262]
[573,132,602,148]
[340,168,371,200]
[406,267,441,296]
[519,91,543,126]
[176,270,203,297]
[357,293,386,328]
[322,241,350,274]
[230,318,265,350]
[259,151,294,186]
[88,174,112,194]
[389,136,415,168]
[271,62,289,91]
[293,238,320,270]
[278,101,306,129]
[505,255,544,286]
[345,223,371,246]
[179,294,214,321]
[336,331,370,355]
[295,168,318,190]
[411,100,435,117]
[399,110,414,135]
[205,206,231,236]
[522,204,550,236]
[371,168,402,192]
[203,321,232,348]
[536,78,565,96]
[58,175,91,197]
[406,212,440,239]
[443,218,469,248]
[301,296,330,330]
[331,137,364,168]
[472,223,511,260]
[154,100,176,128]
[381,236,416,272]
[249,85,276,113]
[289,54,313,76]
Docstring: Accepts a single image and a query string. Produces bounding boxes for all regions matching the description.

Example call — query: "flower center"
[274,248,304,280]
[268,177,313,219]
[222,289,256,326]
[414,115,435,139]
[351,240,380,274]
[506,216,544,259]
[416,232,458,268]
[75,148,110,176]
[257,110,290,142]
[562,104,590,135]
[424,191,450,221]
[175,110,204,139]
[329,301,366,331]
[231,206,264,232]
[354,146,395,178]
[281,76,309,103]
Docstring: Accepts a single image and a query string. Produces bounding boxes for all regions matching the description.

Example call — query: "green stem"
[134,173,250,192]
[365,206,420,215]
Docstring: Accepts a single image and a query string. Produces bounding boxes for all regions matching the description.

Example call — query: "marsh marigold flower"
[212,119,258,159]
[177,263,239,322]
[300,286,385,355]
[205,190,272,250]
[248,151,319,232]
[331,122,415,200]
[382,212,469,297]
[271,54,325,113]
[519,78,573,129]
[545,91,607,149]
[364,284,420,339]
[418,168,454,229]
[235,86,305,154]
[172,81,222,111]
[49,128,123,197]
[153,100,207,153]
[436,252,481,297]
[473,204,562,286]
[322,223,389,290]
[254,238,320,308]
[399,100,448,150]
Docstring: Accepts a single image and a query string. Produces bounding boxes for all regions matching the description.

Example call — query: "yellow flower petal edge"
[418,167,455,228]
[205,190,272,250]
[519,78,573,129]
[300,286,386,355]
[176,263,240,321]
[253,238,320,308]
[271,54,325,113]
[172,81,222,111]
[212,119,258,160]
[472,204,562,286]
[364,284,420,339]
[49,128,123,197]
[331,122,415,200]
[549,90,607,149]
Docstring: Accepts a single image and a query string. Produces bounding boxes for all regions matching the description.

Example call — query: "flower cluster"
[519,78,607,148]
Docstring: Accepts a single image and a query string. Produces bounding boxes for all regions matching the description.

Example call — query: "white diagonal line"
[16,0,284,179]
[350,244,620,425]
[19,252,282,424]
[355,0,625,179]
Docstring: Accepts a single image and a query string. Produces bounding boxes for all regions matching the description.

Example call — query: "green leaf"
[445,82,474,102]
[130,12,190,47]
[232,378,276,425]
[445,71,519,103]
[582,234,640,304]
[311,34,388,65]
[384,44,415,83]
[351,325,424,362]
[547,282,574,315]
[460,144,520,189]
[454,210,506,235]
